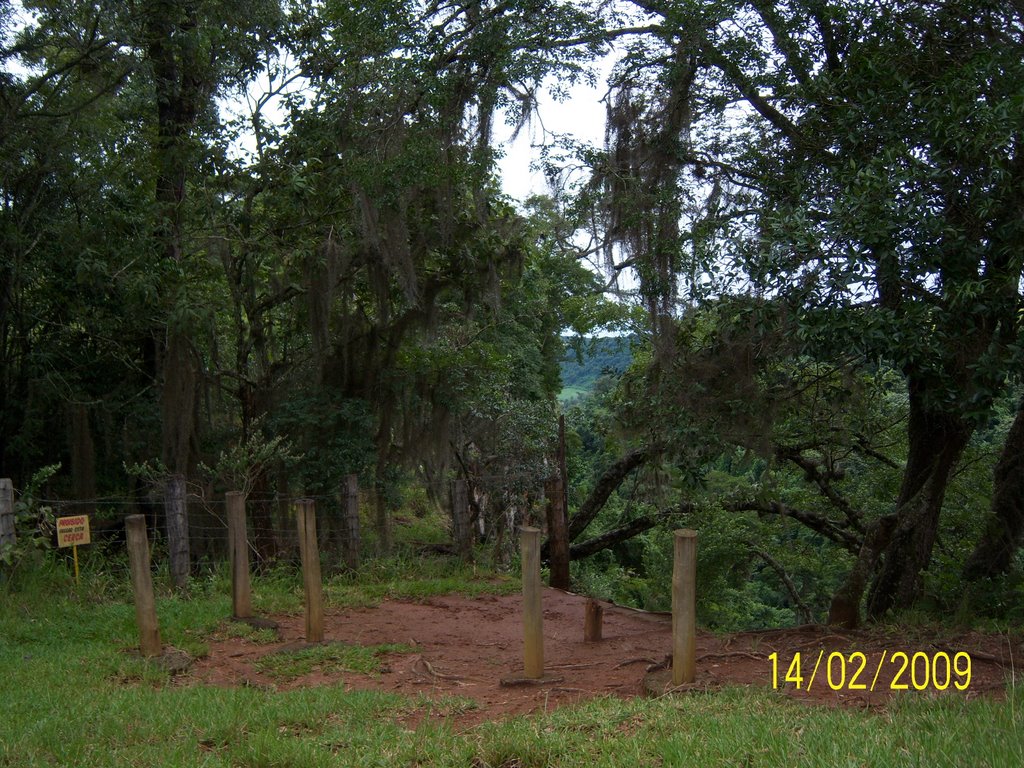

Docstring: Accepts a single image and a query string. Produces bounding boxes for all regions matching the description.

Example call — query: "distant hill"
[558,336,633,402]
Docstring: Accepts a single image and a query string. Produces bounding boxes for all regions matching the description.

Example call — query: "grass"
[1,556,1022,767]
[557,385,588,403]
[321,554,519,609]
[254,642,415,681]
[210,620,280,645]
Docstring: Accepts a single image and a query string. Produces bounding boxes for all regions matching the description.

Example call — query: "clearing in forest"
[189,588,1018,725]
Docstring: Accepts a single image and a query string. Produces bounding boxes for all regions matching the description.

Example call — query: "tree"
[963,398,1024,580]
[1,0,148,489]
[259,0,604,551]
[1,0,608,545]
[1,1,284,575]
[588,0,1024,623]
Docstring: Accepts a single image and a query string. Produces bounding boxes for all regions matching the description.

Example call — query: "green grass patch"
[2,554,1021,767]
[254,642,415,681]
[214,620,280,645]
[323,555,517,609]
[558,385,589,403]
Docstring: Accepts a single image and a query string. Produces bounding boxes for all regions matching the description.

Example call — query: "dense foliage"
[558,335,633,402]
[2,0,1022,627]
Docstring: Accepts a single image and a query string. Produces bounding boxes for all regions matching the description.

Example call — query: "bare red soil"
[188,588,1019,724]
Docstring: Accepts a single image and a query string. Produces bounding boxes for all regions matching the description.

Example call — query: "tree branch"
[852,433,902,470]
[567,445,658,542]
[747,542,813,623]
[775,445,865,533]
[725,498,861,553]
[569,515,660,559]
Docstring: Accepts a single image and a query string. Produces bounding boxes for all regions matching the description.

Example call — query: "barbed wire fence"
[4,471,557,583]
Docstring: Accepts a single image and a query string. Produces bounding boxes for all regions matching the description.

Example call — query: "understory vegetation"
[1,561,1021,768]
[2,0,1023,715]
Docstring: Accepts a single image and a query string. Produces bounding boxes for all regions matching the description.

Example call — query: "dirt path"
[188,588,1019,725]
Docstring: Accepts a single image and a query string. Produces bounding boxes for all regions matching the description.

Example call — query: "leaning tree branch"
[556,482,865,571]
[852,433,902,470]
[725,498,862,554]
[569,500,696,559]
[567,445,659,542]
[569,516,660,559]
[747,542,813,624]
[775,445,865,533]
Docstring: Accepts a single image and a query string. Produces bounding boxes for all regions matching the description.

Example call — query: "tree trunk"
[828,515,896,628]
[545,476,570,589]
[160,333,197,474]
[341,474,361,571]
[452,478,472,562]
[249,467,280,567]
[68,402,96,516]
[146,1,211,591]
[374,462,392,556]
[866,382,973,619]
[164,473,190,591]
[963,399,1024,580]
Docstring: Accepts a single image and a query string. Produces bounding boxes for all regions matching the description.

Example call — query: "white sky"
[7,0,629,299]
[494,73,610,204]
[6,0,612,206]
[492,62,646,310]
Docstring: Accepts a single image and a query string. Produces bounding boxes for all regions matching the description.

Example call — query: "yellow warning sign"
[56,515,91,548]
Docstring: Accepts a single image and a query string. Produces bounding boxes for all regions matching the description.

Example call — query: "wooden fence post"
[125,515,162,657]
[226,492,252,619]
[295,499,324,643]
[0,479,14,550]
[521,526,544,678]
[452,478,472,561]
[584,598,603,642]
[545,475,570,589]
[164,474,190,591]
[672,529,697,686]
[341,475,361,571]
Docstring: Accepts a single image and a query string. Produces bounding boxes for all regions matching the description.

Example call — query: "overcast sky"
[494,66,612,204]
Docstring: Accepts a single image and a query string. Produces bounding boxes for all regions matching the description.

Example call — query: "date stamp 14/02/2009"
[769,651,972,693]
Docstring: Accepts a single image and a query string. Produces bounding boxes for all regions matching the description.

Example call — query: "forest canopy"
[1,0,1022,629]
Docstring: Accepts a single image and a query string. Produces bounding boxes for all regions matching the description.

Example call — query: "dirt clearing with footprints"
[188,588,1019,725]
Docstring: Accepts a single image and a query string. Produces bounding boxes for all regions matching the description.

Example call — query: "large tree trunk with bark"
[160,334,196,589]
[147,1,212,590]
[164,473,190,590]
[866,381,973,619]
[963,399,1024,580]
[828,515,896,628]
[68,402,96,515]
[540,445,654,563]
[160,334,198,473]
